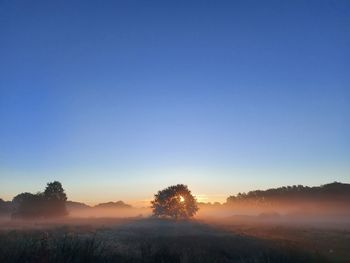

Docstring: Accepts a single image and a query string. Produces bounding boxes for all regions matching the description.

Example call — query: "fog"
[68,207,152,218]
[197,200,350,217]
[1,200,349,231]
[1,200,349,263]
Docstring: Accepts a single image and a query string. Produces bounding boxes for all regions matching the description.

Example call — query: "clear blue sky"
[1,0,349,204]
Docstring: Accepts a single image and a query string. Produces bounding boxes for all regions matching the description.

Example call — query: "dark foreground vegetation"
[0,218,345,263]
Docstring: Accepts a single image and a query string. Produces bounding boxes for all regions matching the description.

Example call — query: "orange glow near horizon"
[65,194,226,208]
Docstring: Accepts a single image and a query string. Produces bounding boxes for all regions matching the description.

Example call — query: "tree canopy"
[151,184,199,219]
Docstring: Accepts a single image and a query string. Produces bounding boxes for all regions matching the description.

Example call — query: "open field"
[0,216,349,263]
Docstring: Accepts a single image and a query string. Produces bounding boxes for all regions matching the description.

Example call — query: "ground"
[0,217,349,263]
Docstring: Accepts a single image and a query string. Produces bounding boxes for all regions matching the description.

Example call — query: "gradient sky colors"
[1,1,349,205]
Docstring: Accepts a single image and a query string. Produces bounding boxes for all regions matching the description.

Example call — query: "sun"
[179,195,185,202]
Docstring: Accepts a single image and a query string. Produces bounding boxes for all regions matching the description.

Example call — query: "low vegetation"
[0,218,332,263]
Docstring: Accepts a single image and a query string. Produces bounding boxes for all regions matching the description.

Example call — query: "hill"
[94,201,132,209]
[66,201,91,211]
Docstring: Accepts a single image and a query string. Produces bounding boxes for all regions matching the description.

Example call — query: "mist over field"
[1,182,350,262]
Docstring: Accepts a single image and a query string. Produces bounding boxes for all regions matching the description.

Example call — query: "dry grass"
[0,217,344,263]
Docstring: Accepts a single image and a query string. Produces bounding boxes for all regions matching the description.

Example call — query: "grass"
[0,218,338,263]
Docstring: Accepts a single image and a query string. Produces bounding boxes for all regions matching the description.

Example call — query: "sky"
[0,0,349,205]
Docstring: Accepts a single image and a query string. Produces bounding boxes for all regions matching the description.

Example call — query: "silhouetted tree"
[12,192,45,218]
[151,184,199,219]
[43,181,68,217]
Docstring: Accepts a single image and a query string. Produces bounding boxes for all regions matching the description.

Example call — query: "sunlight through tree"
[151,184,199,219]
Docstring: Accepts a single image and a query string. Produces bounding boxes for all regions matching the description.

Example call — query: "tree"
[12,192,45,218]
[151,184,199,219]
[44,181,67,201]
[43,181,68,217]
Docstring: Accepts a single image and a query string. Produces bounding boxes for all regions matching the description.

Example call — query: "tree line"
[226,182,350,206]
[1,181,350,219]
[1,182,199,219]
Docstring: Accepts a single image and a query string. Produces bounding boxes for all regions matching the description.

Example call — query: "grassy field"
[207,216,350,263]
[0,217,348,263]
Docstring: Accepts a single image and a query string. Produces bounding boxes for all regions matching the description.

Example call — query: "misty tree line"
[1,181,350,219]
[226,182,350,205]
[0,182,199,219]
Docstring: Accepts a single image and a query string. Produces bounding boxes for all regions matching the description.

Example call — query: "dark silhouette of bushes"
[11,181,68,219]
